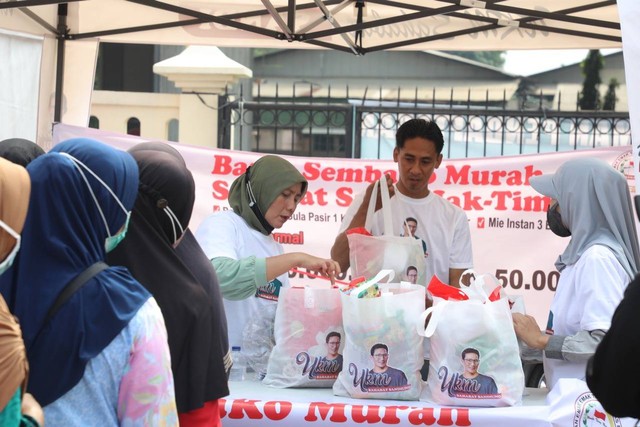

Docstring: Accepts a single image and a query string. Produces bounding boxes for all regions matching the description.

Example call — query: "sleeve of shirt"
[545,329,605,362]
[448,209,474,269]
[118,298,178,427]
[576,246,628,332]
[212,256,267,301]
[194,213,240,260]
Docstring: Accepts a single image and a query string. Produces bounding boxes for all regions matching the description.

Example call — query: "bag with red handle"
[419,270,525,407]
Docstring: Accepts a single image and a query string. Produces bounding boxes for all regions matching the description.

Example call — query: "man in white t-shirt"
[330,118,473,287]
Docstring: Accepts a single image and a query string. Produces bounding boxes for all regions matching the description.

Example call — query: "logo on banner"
[573,392,621,427]
[612,151,634,181]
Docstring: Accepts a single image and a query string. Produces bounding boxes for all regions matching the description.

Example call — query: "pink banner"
[219,379,635,426]
[220,380,550,427]
[53,124,635,326]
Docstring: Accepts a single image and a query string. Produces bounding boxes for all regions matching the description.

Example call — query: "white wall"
[90,91,179,141]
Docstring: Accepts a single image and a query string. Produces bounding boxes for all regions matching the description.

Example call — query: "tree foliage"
[602,78,619,111]
[579,49,603,110]
[444,51,506,68]
[515,77,537,110]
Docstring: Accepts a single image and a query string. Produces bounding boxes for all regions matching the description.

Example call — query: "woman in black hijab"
[107,142,228,427]
[0,139,45,167]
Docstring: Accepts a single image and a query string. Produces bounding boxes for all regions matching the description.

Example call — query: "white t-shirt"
[340,187,473,285]
[195,210,288,350]
[543,244,629,388]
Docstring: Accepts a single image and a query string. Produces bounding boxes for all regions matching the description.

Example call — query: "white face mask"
[163,205,184,247]
[0,219,20,275]
[59,153,131,252]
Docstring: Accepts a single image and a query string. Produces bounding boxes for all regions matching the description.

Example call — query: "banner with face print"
[53,124,637,330]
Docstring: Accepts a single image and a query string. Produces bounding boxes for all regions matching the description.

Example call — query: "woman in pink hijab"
[0,157,43,426]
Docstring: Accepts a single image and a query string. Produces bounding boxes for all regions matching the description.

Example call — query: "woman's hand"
[296,254,342,285]
[22,393,45,426]
[267,252,341,284]
[512,313,549,350]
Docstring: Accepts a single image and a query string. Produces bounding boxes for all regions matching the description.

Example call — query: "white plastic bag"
[263,286,344,388]
[419,270,525,407]
[333,270,425,400]
[347,177,426,284]
[242,302,277,380]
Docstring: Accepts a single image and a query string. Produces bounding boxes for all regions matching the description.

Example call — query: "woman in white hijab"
[512,157,640,390]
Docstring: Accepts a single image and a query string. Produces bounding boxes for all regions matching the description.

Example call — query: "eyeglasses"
[464,359,480,364]
[373,353,389,358]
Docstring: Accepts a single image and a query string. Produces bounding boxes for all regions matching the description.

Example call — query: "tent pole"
[54,3,68,123]
[287,0,295,33]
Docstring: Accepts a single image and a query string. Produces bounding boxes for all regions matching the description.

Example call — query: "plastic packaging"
[242,303,277,380]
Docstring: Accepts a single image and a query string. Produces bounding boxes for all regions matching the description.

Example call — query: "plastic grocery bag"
[242,302,277,380]
[263,285,344,388]
[333,270,425,400]
[346,176,426,285]
[419,270,525,407]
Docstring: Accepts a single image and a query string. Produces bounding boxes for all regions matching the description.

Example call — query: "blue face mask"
[0,219,20,275]
[59,153,132,254]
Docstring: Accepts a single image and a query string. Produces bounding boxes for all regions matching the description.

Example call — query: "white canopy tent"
[0,0,631,147]
[0,0,622,51]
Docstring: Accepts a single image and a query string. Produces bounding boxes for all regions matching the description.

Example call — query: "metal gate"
[218,85,631,159]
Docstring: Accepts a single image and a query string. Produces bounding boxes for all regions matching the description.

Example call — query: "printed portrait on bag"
[348,343,411,393]
[438,347,501,399]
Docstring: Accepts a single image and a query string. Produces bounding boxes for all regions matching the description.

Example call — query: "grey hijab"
[530,157,640,279]
[228,155,307,235]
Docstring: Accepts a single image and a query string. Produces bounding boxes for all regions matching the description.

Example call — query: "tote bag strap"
[459,269,500,303]
[349,269,395,298]
[417,300,449,338]
[30,261,109,350]
[364,177,395,236]
[45,261,109,324]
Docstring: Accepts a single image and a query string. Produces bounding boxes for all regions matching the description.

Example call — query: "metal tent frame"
[0,0,622,123]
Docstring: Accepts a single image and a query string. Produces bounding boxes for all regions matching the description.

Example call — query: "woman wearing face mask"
[195,155,341,375]
[106,142,229,427]
[0,138,45,168]
[0,138,178,426]
[0,157,44,426]
[512,157,640,390]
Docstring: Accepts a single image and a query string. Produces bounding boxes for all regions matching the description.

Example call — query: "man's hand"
[330,174,394,271]
[363,173,395,212]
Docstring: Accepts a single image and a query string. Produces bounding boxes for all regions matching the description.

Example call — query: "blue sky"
[502,48,622,76]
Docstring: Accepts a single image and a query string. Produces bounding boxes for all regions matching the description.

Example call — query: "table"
[220,380,553,426]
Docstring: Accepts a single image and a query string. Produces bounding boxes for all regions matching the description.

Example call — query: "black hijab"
[0,138,45,167]
[175,229,230,385]
[107,141,227,412]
